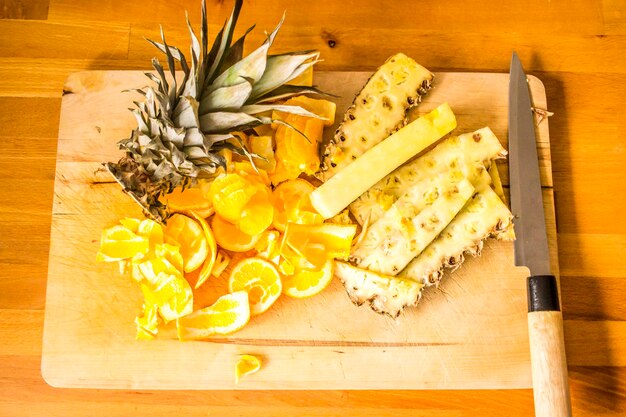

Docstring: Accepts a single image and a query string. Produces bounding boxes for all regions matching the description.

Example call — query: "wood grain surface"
[42,70,552,390]
[1,0,625,415]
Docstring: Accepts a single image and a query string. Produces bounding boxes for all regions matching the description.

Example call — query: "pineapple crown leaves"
[107,0,328,222]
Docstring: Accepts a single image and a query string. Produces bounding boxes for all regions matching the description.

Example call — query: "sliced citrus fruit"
[136,218,164,247]
[188,210,218,289]
[209,173,257,223]
[166,183,213,217]
[235,354,262,384]
[234,161,271,186]
[284,223,357,261]
[211,214,261,252]
[282,258,334,298]
[97,225,149,262]
[177,291,250,340]
[163,213,208,273]
[119,217,141,233]
[273,113,322,176]
[228,257,282,316]
[272,179,320,232]
[254,230,281,261]
[238,187,274,236]
[247,135,276,172]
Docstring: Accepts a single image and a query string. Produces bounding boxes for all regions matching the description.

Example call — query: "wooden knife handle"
[527,275,572,417]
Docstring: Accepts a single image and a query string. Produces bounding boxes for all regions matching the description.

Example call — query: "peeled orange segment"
[254,230,281,261]
[137,219,164,247]
[177,291,250,340]
[135,303,159,340]
[247,135,276,173]
[234,161,271,187]
[136,260,194,323]
[269,156,302,186]
[273,113,323,177]
[163,213,208,273]
[211,214,261,252]
[119,218,141,233]
[238,188,274,236]
[235,354,262,384]
[228,258,282,316]
[272,179,320,232]
[166,184,213,215]
[188,210,218,289]
[282,258,334,298]
[210,173,257,223]
[283,223,357,265]
[97,225,149,262]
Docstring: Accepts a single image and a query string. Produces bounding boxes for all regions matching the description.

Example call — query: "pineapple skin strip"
[350,127,506,225]
[400,186,514,286]
[351,178,475,276]
[334,261,423,318]
[310,102,457,219]
[320,53,433,180]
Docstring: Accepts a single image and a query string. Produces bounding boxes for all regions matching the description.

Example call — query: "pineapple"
[319,53,433,180]
[309,103,457,219]
[334,261,423,318]
[350,127,507,225]
[106,0,326,222]
[400,185,514,286]
[350,177,475,275]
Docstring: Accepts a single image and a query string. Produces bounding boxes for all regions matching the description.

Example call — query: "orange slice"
[119,217,141,233]
[188,210,218,289]
[211,214,261,252]
[166,183,213,218]
[163,213,208,273]
[247,135,276,172]
[97,225,149,262]
[284,223,356,260]
[273,113,323,177]
[254,230,281,261]
[238,187,274,236]
[272,179,321,232]
[282,258,334,298]
[177,291,250,340]
[235,354,262,384]
[228,258,282,316]
[209,173,257,223]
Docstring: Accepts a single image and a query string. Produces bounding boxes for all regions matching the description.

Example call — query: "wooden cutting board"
[41,70,557,390]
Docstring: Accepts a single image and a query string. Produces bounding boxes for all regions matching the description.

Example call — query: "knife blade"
[508,52,572,417]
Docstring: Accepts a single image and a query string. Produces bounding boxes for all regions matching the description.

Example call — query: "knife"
[509,52,572,417]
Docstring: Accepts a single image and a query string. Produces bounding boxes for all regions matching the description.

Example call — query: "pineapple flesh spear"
[350,177,475,276]
[309,103,457,219]
[318,53,433,181]
[106,0,326,222]
[334,261,424,318]
[350,127,507,225]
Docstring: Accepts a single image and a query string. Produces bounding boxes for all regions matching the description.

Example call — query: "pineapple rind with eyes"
[319,53,433,180]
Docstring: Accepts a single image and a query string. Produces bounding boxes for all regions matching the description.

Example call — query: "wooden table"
[1,0,624,415]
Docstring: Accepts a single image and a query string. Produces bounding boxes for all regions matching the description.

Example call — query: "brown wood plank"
[0,20,129,59]
[0,0,49,19]
[49,0,604,34]
[128,23,626,74]
[562,276,626,321]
